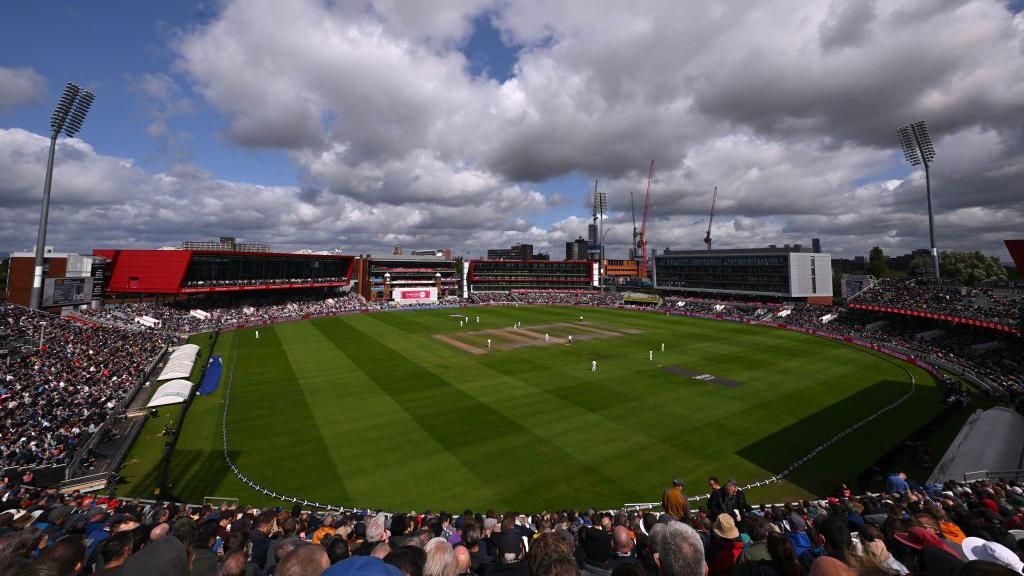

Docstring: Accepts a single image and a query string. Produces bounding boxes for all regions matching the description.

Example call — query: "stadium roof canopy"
[147,379,194,407]
[157,344,200,381]
[929,407,1024,484]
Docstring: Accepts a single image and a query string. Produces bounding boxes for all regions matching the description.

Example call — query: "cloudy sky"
[2,1,1022,261]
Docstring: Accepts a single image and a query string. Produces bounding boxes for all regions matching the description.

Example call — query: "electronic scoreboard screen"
[42,277,94,307]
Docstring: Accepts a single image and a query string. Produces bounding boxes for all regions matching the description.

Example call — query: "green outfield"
[121,306,944,511]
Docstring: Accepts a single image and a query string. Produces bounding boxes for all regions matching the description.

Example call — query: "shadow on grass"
[736,379,926,495]
[168,449,241,502]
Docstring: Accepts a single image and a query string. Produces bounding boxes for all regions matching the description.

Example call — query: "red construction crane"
[704,186,718,251]
[637,160,655,279]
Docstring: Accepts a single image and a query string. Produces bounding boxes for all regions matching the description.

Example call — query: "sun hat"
[894,527,960,558]
[713,514,739,539]
[961,537,1024,573]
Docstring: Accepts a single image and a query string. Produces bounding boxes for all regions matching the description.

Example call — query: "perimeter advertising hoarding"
[394,287,437,304]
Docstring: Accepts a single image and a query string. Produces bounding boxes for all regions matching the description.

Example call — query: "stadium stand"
[4,286,1023,576]
[1,475,1023,575]
[849,278,1023,332]
[0,305,169,471]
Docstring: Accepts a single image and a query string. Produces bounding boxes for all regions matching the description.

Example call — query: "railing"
[963,469,1024,482]
[64,346,168,480]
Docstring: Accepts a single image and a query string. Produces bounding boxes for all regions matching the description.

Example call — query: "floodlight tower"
[897,120,939,280]
[592,181,607,289]
[29,83,96,309]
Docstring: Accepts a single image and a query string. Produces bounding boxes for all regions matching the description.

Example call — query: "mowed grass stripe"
[357,309,894,503]
[360,313,696,506]
[226,326,350,503]
[278,319,488,509]
[157,308,942,508]
[314,317,643,510]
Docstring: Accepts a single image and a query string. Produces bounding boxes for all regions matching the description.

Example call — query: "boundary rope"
[215,307,922,513]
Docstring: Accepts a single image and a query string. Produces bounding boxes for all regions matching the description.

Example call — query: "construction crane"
[630,191,638,261]
[704,186,718,252]
[637,160,655,279]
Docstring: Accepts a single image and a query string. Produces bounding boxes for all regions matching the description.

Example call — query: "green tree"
[909,254,932,278]
[939,250,1008,286]
[867,246,890,277]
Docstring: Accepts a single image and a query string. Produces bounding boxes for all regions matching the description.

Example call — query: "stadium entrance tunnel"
[735,379,938,496]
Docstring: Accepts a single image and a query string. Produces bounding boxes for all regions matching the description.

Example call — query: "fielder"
[545,333,549,342]
[661,342,665,352]
[568,335,574,344]
[487,338,492,349]
[476,316,480,323]
[591,360,597,372]
[459,320,463,327]
[255,330,260,339]
[649,350,653,361]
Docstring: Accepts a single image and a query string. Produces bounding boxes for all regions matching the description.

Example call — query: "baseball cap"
[323,556,402,576]
[788,514,807,532]
[961,537,1024,573]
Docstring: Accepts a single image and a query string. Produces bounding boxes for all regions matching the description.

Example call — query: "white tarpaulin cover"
[156,344,200,381]
[147,379,194,407]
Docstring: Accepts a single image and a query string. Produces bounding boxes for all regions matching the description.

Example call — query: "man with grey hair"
[655,521,705,576]
[425,537,457,576]
[352,514,389,557]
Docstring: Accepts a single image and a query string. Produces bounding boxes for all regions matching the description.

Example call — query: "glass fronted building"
[468,260,597,292]
[653,247,832,302]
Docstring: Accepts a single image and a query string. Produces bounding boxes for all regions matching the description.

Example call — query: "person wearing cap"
[662,479,690,521]
[479,530,528,576]
[961,537,1024,573]
[40,505,72,542]
[706,514,743,576]
[894,526,965,576]
[913,513,966,560]
[785,513,814,561]
[325,553,403,576]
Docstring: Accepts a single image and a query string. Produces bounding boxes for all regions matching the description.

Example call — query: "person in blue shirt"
[886,472,910,495]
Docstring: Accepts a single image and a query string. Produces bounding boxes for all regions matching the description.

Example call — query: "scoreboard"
[42,277,94,307]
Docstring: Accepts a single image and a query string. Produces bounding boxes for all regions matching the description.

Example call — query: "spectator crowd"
[851,280,1022,329]
[1,305,169,471]
[2,473,1023,576]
